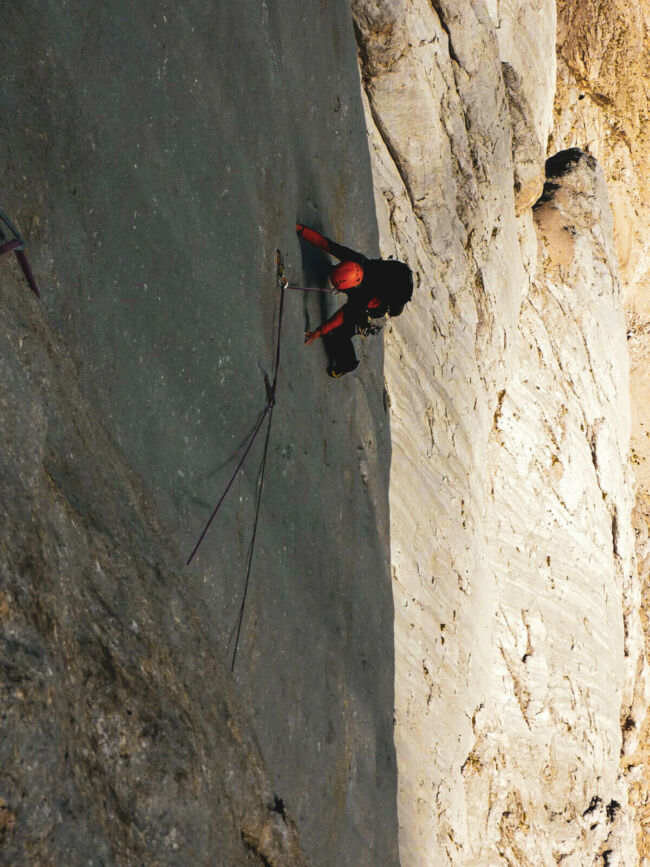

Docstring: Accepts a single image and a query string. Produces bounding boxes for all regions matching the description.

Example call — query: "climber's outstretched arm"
[296,223,365,264]
[304,306,346,345]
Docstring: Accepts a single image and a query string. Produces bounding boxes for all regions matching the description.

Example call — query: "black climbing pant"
[323,320,360,377]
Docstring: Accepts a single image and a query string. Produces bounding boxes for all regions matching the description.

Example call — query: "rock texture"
[2,3,399,865]
[549,1,650,859]
[551,0,649,306]
[2,1,647,864]
[471,149,642,865]
[0,270,307,864]
[353,2,645,863]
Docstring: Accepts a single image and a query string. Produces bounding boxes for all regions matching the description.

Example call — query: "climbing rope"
[229,252,286,671]
[285,283,338,293]
[186,250,288,673]
[185,404,271,566]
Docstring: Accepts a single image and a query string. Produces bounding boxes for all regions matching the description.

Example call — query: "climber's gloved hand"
[304,329,320,345]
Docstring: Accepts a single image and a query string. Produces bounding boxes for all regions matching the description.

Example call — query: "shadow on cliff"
[1,2,398,865]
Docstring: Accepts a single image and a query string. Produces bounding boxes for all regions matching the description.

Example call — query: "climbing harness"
[0,209,40,298]
[187,250,287,673]
[356,321,383,337]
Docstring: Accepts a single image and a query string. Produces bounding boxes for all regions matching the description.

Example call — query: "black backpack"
[343,258,414,323]
[369,259,413,318]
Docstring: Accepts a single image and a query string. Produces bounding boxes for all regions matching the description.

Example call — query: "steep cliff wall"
[2,3,398,865]
[2,1,647,864]
[352,1,645,863]
[549,1,650,859]
[475,150,641,865]
[551,0,649,544]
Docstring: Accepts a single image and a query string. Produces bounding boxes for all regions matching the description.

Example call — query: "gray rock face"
[0,273,308,864]
[2,2,398,865]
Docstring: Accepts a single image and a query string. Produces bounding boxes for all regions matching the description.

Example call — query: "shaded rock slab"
[0,271,308,864]
[1,3,399,865]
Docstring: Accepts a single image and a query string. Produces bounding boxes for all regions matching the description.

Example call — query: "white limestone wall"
[352,1,645,863]
[466,152,641,864]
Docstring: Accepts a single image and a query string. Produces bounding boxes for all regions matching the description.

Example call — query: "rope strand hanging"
[186,250,287,673]
[229,252,286,671]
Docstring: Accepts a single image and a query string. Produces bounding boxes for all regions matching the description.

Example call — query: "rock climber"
[296,223,413,377]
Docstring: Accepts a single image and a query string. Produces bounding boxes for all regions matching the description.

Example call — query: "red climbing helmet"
[330,260,364,290]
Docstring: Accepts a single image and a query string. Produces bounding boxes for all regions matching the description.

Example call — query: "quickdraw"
[0,209,41,298]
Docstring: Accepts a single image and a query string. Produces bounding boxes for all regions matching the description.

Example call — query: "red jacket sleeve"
[296,224,331,252]
[317,307,345,337]
[296,223,365,264]
[316,298,381,339]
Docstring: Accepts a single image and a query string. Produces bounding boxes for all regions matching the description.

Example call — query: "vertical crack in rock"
[501,62,547,211]
[427,0,461,67]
